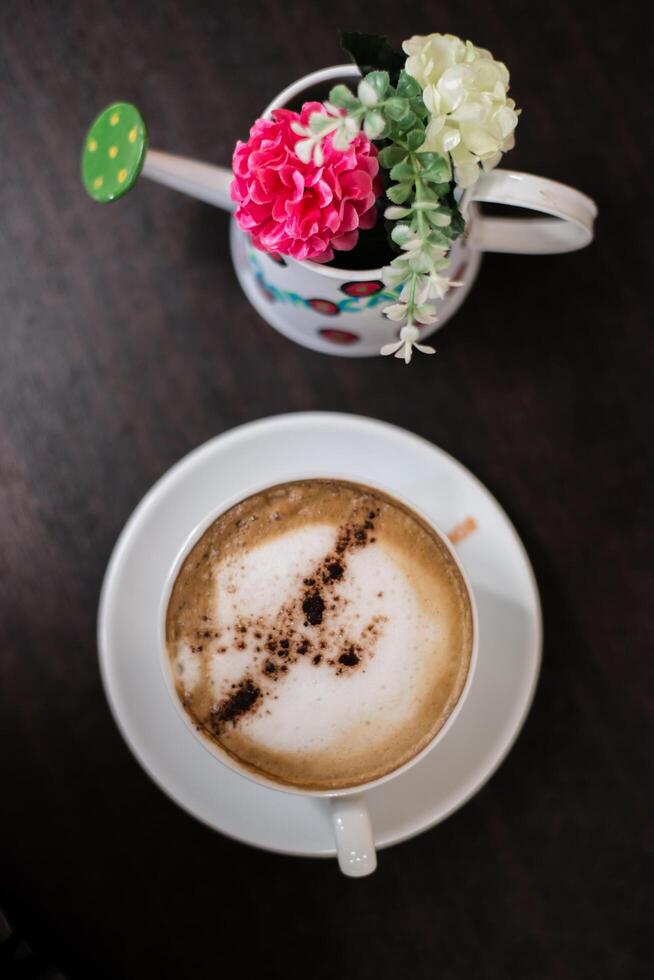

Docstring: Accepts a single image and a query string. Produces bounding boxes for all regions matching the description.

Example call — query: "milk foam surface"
[166,479,473,790]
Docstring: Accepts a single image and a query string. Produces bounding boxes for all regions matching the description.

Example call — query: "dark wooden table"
[1,2,651,977]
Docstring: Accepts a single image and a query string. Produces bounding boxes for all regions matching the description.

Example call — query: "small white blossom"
[382,302,409,322]
[363,110,386,140]
[383,239,459,344]
[413,303,438,325]
[380,325,436,364]
[382,260,411,289]
[403,33,520,187]
[390,223,416,249]
[423,269,463,301]
[291,121,328,166]
[407,249,434,273]
[292,112,360,165]
[357,78,379,107]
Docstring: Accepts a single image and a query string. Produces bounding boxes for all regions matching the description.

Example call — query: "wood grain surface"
[1,1,651,977]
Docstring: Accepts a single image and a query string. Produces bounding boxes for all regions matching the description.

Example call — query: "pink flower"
[231,102,381,263]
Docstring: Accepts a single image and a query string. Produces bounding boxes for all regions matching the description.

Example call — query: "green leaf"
[389,160,415,182]
[418,154,450,182]
[427,229,449,247]
[363,110,386,140]
[428,181,452,198]
[395,69,422,99]
[385,205,413,220]
[449,208,465,240]
[358,78,379,107]
[426,209,446,228]
[378,145,407,169]
[391,222,413,246]
[328,84,360,110]
[408,250,431,273]
[395,110,418,133]
[410,97,429,121]
[340,30,406,84]
[440,186,465,240]
[309,112,336,134]
[429,208,452,227]
[406,128,426,152]
[418,184,439,203]
[387,182,413,205]
[365,70,390,99]
[384,97,409,121]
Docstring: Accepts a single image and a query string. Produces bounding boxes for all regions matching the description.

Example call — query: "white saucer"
[98,413,542,857]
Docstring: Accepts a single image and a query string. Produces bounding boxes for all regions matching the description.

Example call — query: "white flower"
[412,303,438,325]
[382,302,409,322]
[383,297,438,326]
[363,110,386,140]
[382,259,411,290]
[331,114,361,148]
[403,33,520,187]
[380,325,436,364]
[291,121,326,165]
[292,111,360,165]
[422,268,463,301]
[358,78,379,107]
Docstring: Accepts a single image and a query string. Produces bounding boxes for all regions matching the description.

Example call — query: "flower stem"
[413,167,428,241]
[405,270,418,324]
[401,164,428,327]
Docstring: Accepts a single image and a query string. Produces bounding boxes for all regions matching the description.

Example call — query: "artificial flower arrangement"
[231,31,520,363]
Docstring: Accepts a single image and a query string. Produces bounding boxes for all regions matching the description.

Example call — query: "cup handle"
[465,168,597,255]
[330,795,377,877]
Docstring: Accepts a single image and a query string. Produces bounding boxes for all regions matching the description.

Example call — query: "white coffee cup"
[141,64,597,357]
[158,474,479,877]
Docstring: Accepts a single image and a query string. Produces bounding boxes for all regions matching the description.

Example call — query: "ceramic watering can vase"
[83,65,597,357]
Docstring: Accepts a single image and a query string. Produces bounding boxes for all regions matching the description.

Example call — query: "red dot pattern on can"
[307,298,340,315]
[340,280,384,297]
[319,327,359,345]
[256,279,275,302]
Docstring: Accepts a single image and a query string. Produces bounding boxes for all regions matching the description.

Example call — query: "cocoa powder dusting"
[178,494,388,739]
[338,647,360,667]
[302,592,325,625]
[211,679,260,731]
[324,560,343,582]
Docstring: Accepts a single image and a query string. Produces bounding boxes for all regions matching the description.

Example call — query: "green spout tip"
[81,102,147,203]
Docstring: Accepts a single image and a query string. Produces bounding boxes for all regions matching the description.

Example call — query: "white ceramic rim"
[98,412,543,856]
[158,471,479,799]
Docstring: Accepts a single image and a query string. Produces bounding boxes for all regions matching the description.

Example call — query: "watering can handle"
[464,169,597,254]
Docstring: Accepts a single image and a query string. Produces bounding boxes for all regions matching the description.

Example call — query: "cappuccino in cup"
[165,479,473,790]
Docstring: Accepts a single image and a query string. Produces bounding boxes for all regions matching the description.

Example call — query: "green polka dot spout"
[81,102,147,203]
